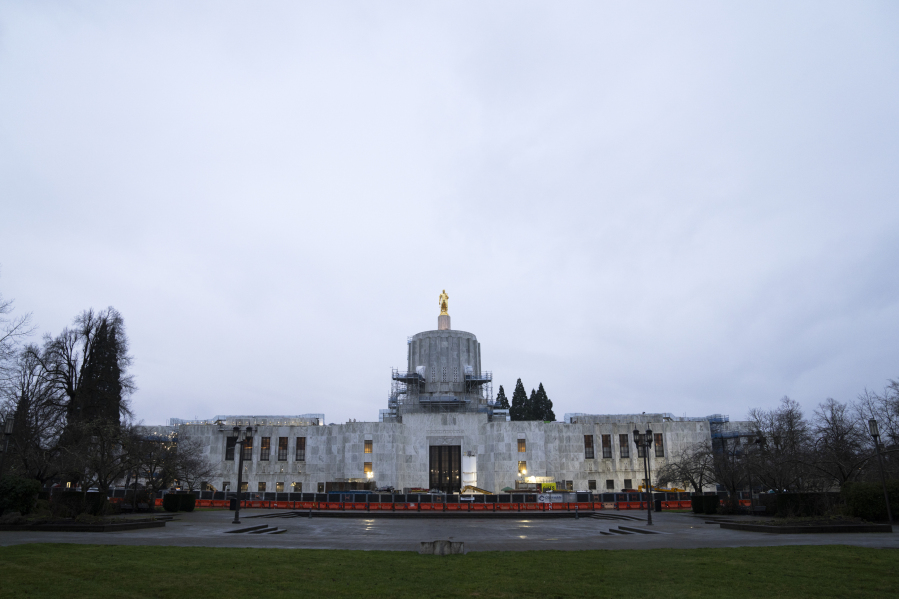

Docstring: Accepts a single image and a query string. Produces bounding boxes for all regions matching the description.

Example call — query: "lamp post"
[868,419,893,525]
[0,412,13,477]
[232,425,254,525]
[633,428,654,526]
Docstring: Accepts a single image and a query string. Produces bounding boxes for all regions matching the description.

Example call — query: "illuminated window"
[260,437,271,461]
[601,434,612,459]
[364,440,373,454]
[296,437,306,462]
[292,482,302,492]
[278,437,288,461]
[240,482,248,492]
[518,460,527,474]
[258,482,266,492]
[276,482,284,493]
[619,434,629,458]
[364,462,373,474]
[584,435,595,459]
[517,439,526,453]
[242,437,253,461]
[654,433,664,457]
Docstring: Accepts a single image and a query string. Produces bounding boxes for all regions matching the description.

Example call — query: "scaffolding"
[386,367,494,420]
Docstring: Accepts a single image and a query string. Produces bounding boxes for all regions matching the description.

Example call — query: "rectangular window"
[276,482,284,493]
[260,437,271,461]
[453,367,458,382]
[619,434,629,458]
[584,435,595,459]
[442,366,447,382]
[278,437,288,461]
[296,437,306,462]
[637,442,646,458]
[518,460,527,474]
[606,479,614,490]
[242,436,253,461]
[602,434,612,458]
[292,482,302,492]
[317,482,325,493]
[258,482,266,492]
[654,433,664,457]
[518,439,526,453]
[240,482,248,492]
[223,480,231,491]
[364,440,373,454]
[364,462,372,474]
[225,437,236,461]
[623,479,632,490]
[588,479,596,490]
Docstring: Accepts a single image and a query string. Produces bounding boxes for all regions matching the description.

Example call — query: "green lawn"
[0,544,896,598]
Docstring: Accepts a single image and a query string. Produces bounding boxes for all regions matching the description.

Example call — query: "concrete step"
[607,528,633,535]
[266,529,287,534]
[617,525,661,535]
[225,524,269,534]
[248,526,279,534]
[591,513,645,522]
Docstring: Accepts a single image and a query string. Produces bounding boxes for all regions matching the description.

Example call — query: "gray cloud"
[1,2,897,425]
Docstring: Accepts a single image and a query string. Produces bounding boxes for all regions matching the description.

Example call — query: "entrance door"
[429,445,461,493]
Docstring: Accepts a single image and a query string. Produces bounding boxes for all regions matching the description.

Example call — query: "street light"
[232,425,255,525]
[633,428,654,526]
[868,419,893,525]
[0,412,13,477]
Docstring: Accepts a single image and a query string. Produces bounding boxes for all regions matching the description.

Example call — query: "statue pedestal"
[438,315,451,330]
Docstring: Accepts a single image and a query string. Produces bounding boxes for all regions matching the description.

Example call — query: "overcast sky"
[1,2,897,426]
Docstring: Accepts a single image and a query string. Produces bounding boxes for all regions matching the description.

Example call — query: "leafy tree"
[509,379,528,421]
[532,383,555,422]
[494,385,510,409]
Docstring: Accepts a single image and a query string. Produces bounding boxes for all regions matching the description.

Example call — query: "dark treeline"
[0,286,213,509]
[495,379,556,422]
[656,389,899,499]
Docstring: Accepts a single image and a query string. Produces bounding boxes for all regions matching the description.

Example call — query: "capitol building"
[161,294,742,495]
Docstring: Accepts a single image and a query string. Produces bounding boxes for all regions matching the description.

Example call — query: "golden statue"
[439,289,449,315]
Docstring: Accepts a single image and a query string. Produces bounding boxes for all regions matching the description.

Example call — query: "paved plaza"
[0,511,896,552]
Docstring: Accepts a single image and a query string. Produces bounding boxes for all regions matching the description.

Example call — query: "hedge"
[842,481,899,522]
[775,493,841,517]
[691,494,719,515]
[50,491,108,517]
[162,493,196,512]
[0,476,41,515]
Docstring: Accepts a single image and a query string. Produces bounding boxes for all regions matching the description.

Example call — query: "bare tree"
[748,396,812,491]
[807,398,871,488]
[655,441,715,492]
[175,437,218,492]
[0,279,35,383]
[58,420,138,494]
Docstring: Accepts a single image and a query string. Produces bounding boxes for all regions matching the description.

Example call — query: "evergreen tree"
[533,382,556,422]
[495,385,510,409]
[509,379,528,421]
[527,388,538,420]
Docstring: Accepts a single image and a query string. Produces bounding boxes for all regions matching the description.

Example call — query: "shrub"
[180,494,196,512]
[842,481,899,521]
[162,493,180,512]
[50,491,108,517]
[0,476,42,515]
[690,494,719,515]
[775,493,840,518]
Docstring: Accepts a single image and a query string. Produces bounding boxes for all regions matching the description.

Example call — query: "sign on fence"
[537,493,563,503]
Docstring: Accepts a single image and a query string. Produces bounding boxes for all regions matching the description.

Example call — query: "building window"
[602,434,612,459]
[619,434,629,458]
[442,366,447,382]
[223,480,231,491]
[588,480,596,490]
[655,433,664,457]
[364,440,373,454]
[518,439,526,453]
[240,482,248,492]
[278,437,288,461]
[518,460,527,474]
[606,479,614,490]
[260,437,271,461]
[364,462,373,474]
[584,435,595,459]
[296,437,306,462]
[276,482,284,493]
[431,368,436,382]
[225,437,236,461]
[292,482,302,492]
[637,442,646,458]
[258,482,266,493]
[317,482,325,493]
[623,479,632,490]
[242,436,253,461]
[453,367,458,382]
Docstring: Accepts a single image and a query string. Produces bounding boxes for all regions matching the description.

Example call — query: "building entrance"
[429,445,461,493]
